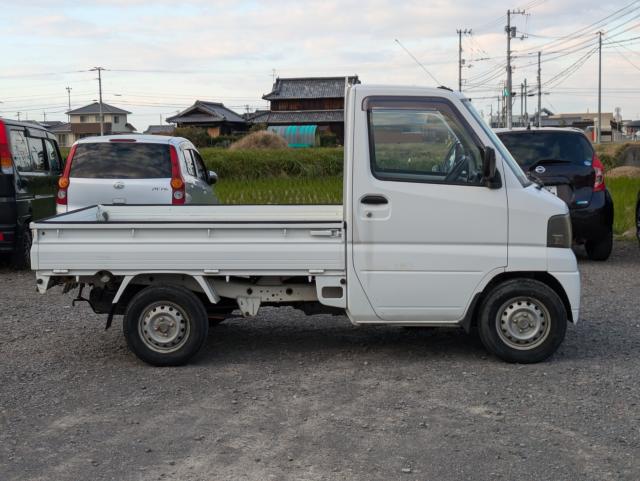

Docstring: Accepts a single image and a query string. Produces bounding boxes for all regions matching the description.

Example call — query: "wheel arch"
[461,271,573,332]
[112,273,220,306]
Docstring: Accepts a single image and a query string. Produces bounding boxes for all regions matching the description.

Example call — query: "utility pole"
[65,86,72,122]
[457,29,471,92]
[90,67,105,136]
[520,83,524,126]
[43,111,46,122]
[524,78,528,126]
[537,51,542,128]
[16,112,20,121]
[597,31,603,144]
[505,9,526,129]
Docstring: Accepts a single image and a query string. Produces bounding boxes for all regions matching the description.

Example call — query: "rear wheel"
[11,226,32,270]
[478,279,567,363]
[585,230,613,261]
[123,286,209,366]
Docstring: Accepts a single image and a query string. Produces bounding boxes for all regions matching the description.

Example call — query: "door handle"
[361,195,388,205]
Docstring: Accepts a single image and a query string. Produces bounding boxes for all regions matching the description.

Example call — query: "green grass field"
[607,177,640,236]
[216,176,343,205]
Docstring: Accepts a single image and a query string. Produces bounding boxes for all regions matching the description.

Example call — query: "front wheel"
[478,279,567,363]
[123,286,209,366]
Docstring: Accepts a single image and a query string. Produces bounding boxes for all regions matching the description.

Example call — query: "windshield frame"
[461,98,531,187]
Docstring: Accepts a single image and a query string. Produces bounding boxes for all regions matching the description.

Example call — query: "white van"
[56,135,217,213]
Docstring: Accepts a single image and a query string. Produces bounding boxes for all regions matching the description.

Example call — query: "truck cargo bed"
[31,205,345,276]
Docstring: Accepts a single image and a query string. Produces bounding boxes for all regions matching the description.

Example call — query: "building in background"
[166,101,247,137]
[48,102,136,147]
[143,125,176,136]
[250,76,360,144]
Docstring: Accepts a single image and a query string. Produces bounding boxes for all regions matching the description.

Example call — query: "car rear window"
[497,131,594,168]
[70,143,172,179]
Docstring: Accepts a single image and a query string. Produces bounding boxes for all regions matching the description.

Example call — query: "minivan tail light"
[169,145,185,205]
[592,153,605,192]
[0,120,13,174]
[56,144,77,206]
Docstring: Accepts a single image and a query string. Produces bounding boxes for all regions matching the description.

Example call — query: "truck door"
[351,95,508,323]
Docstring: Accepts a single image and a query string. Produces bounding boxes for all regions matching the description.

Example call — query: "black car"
[496,127,614,261]
[0,119,63,268]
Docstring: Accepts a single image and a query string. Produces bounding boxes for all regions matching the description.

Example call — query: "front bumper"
[547,247,580,323]
[570,189,613,243]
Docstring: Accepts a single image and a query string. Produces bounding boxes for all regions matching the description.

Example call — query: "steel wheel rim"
[138,301,190,353]
[496,296,551,350]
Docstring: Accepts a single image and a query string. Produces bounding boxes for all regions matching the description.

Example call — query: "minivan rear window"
[70,143,172,179]
[497,131,594,168]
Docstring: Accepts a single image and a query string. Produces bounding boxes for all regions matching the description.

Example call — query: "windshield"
[71,143,172,179]
[461,99,530,186]
[497,131,594,168]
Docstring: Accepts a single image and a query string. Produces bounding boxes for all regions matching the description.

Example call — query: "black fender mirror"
[482,146,501,189]
[207,171,218,185]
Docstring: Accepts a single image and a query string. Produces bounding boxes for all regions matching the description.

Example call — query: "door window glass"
[191,150,208,182]
[183,148,196,176]
[44,139,61,172]
[368,104,483,185]
[27,137,47,171]
[9,131,34,172]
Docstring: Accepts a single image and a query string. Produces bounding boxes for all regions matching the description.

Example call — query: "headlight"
[547,214,572,248]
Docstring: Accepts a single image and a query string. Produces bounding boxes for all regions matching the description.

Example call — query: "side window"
[9,131,33,172]
[191,150,208,182]
[27,136,47,171]
[44,139,61,172]
[183,148,196,176]
[368,102,483,185]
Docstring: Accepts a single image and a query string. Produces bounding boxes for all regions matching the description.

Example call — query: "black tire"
[123,285,209,366]
[585,230,613,261]
[477,279,567,363]
[11,226,32,270]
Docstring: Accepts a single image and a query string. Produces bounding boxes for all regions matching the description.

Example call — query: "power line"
[394,38,441,85]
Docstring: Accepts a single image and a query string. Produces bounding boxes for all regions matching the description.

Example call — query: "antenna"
[394,38,441,86]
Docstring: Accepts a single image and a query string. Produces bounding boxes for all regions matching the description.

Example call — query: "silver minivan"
[56,135,217,213]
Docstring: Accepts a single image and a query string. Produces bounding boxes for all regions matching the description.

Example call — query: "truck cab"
[31,85,579,366]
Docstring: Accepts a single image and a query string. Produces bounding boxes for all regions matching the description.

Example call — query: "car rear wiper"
[527,171,545,190]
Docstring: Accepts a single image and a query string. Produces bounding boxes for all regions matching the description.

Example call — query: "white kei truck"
[31,85,580,366]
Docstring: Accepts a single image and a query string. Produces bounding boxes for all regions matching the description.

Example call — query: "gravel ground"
[1,242,639,481]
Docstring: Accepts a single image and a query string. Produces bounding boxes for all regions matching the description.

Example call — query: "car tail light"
[56,144,76,206]
[592,153,605,192]
[0,233,4,241]
[0,120,13,174]
[169,145,185,205]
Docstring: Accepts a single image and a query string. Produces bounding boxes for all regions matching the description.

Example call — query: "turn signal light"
[0,120,13,173]
[169,145,185,205]
[58,177,70,189]
[592,153,605,192]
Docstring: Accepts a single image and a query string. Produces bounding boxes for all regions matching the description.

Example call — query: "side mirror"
[207,170,218,185]
[482,147,501,189]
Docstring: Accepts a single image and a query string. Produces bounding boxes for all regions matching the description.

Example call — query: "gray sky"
[1,0,638,131]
